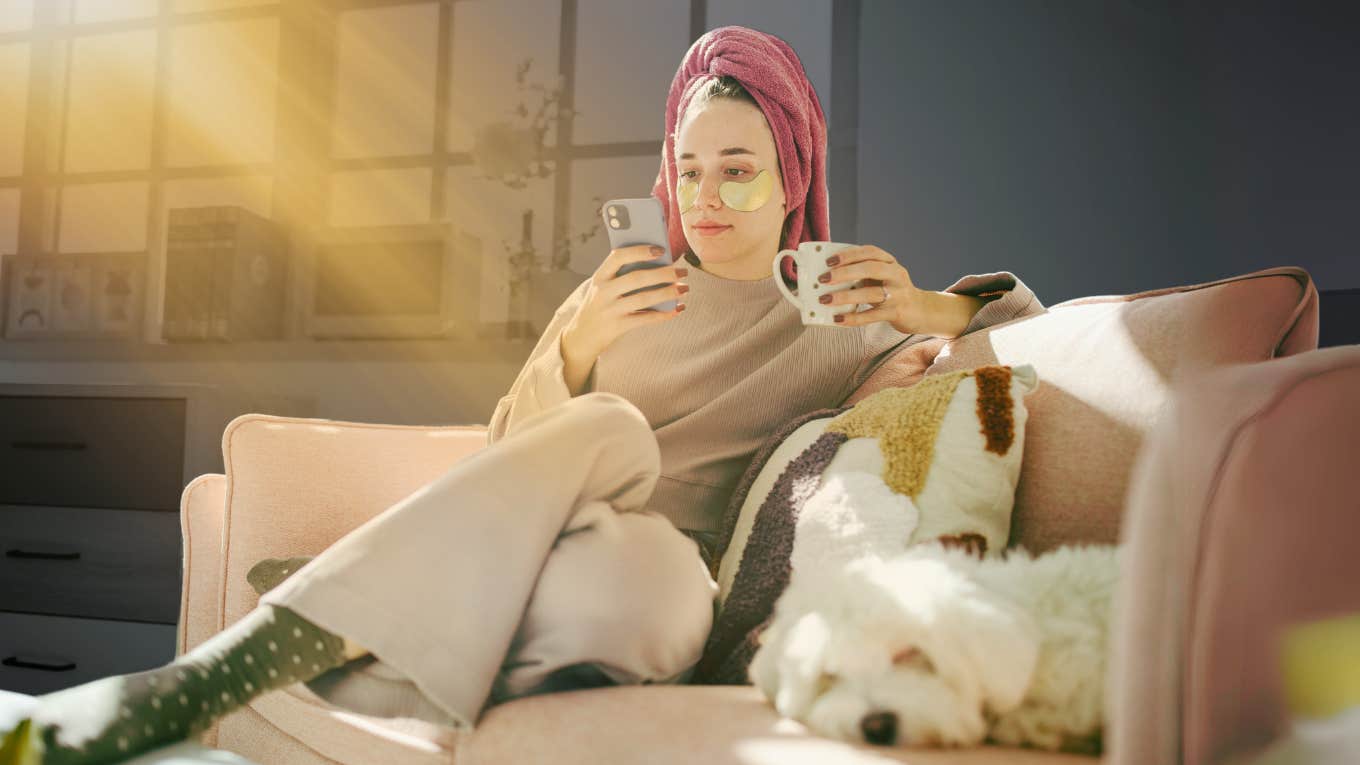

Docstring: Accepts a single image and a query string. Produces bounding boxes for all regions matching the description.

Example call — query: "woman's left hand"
[817,244,925,333]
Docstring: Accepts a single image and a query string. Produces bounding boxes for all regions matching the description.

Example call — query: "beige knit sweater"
[487,251,1043,532]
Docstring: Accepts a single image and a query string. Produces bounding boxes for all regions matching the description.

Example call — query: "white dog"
[748,541,1120,752]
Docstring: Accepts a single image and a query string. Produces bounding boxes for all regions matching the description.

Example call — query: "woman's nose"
[696,176,724,209]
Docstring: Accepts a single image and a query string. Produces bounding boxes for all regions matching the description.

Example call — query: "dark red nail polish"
[819,272,831,283]
[826,255,840,266]
[834,314,844,323]
[819,294,831,304]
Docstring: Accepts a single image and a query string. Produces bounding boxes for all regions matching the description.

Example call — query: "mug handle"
[772,250,800,307]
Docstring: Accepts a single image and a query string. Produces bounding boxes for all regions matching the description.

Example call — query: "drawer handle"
[2,655,77,672]
[5,548,81,561]
[10,440,89,451]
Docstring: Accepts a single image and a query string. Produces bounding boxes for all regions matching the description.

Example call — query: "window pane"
[0,188,19,254]
[332,4,438,159]
[174,0,277,12]
[59,182,149,252]
[445,163,555,325]
[447,0,561,154]
[567,155,660,273]
[75,0,158,24]
[168,18,280,167]
[0,1,34,33]
[64,31,157,173]
[37,186,56,251]
[329,168,431,227]
[573,0,689,144]
[0,44,29,176]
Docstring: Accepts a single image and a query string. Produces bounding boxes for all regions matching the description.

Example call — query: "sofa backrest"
[922,265,1318,552]
[215,416,490,631]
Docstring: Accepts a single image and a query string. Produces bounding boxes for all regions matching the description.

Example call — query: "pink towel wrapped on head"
[651,25,829,282]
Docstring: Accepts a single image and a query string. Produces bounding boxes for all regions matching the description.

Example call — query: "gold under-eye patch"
[677,175,699,213]
[719,168,774,211]
[677,168,775,213]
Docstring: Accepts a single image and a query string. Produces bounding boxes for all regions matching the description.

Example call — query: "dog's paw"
[750,610,833,720]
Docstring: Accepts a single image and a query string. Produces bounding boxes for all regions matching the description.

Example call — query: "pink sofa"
[175,265,1359,764]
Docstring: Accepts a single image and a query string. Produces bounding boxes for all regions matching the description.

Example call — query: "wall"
[858,0,1360,303]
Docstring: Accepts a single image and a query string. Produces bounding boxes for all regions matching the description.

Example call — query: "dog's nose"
[860,710,897,745]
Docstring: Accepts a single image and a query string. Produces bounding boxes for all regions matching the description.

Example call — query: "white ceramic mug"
[772,241,871,325]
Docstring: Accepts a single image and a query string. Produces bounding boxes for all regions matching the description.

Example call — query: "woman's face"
[674,98,787,279]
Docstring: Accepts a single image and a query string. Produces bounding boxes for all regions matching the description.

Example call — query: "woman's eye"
[680,169,747,179]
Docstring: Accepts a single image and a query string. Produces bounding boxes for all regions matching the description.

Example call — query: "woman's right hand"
[562,245,689,362]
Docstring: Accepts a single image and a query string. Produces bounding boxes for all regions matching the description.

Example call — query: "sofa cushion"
[458,684,1095,764]
[696,364,1039,685]
[915,266,1318,552]
[234,683,461,765]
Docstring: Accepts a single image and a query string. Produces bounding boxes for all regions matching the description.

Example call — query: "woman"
[489,27,1039,571]
[0,25,1040,765]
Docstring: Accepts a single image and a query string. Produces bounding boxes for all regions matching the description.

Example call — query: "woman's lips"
[694,225,731,237]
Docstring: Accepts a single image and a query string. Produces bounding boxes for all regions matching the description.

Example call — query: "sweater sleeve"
[847,270,1045,397]
[938,269,1044,339]
[486,277,594,446]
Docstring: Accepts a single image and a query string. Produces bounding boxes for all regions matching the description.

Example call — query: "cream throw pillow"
[714,363,1039,610]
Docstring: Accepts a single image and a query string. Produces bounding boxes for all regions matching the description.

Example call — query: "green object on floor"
[0,717,38,765]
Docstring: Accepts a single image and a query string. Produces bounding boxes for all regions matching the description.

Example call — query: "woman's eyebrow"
[678,147,756,160]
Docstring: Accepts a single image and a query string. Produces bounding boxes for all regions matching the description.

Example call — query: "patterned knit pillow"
[692,363,1040,685]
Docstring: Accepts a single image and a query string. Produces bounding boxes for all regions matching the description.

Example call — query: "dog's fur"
[748,542,1119,752]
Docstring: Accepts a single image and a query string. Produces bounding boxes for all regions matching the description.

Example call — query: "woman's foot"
[246,556,315,597]
[4,604,349,764]
[247,556,369,662]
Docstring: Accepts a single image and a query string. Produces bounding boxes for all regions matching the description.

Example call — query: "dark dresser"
[0,383,310,694]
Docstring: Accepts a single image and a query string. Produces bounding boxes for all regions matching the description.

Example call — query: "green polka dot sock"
[14,604,347,765]
[246,555,315,598]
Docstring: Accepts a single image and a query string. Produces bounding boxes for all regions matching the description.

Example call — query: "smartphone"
[602,196,677,313]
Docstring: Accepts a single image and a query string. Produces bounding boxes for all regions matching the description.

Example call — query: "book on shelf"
[162,206,287,342]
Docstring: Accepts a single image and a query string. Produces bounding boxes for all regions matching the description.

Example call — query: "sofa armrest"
[176,473,227,748]
[1108,345,1360,765]
[179,473,227,657]
[176,415,489,756]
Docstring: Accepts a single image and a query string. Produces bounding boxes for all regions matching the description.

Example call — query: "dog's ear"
[751,610,833,719]
[938,587,1040,714]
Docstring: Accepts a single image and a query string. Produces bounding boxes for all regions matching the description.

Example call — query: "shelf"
[0,337,541,364]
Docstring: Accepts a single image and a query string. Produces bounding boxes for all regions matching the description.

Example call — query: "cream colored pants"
[259,392,719,729]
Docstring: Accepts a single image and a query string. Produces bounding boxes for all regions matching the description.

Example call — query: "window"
[1,0,726,342]
[4,2,282,261]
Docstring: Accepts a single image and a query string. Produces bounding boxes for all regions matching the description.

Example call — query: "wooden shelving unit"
[0,337,538,364]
